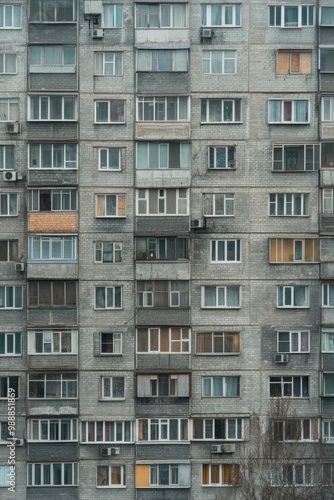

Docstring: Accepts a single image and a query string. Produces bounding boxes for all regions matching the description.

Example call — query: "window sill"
[268,122,310,125]
[195,352,240,356]
[94,122,126,125]
[201,121,243,125]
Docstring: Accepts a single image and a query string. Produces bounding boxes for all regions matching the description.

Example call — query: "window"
[323,189,334,213]
[201,286,241,308]
[204,193,234,216]
[208,146,236,169]
[28,282,76,308]
[196,332,240,354]
[323,420,334,442]
[321,7,334,26]
[28,373,77,399]
[273,419,318,442]
[269,193,308,216]
[95,52,122,76]
[273,144,319,171]
[202,376,240,397]
[277,286,309,308]
[269,376,309,397]
[0,240,18,261]
[137,189,188,215]
[137,97,189,121]
[203,50,236,74]
[201,99,241,123]
[322,98,334,122]
[0,376,19,398]
[100,332,122,354]
[269,5,314,28]
[0,422,10,442]
[137,327,190,353]
[94,242,122,263]
[95,194,126,217]
[0,194,17,216]
[0,5,21,28]
[276,50,311,75]
[138,418,188,441]
[29,46,76,72]
[28,329,77,354]
[98,148,121,170]
[271,464,313,486]
[0,54,16,74]
[81,421,133,443]
[150,464,180,486]
[322,143,334,168]
[95,286,122,309]
[269,239,320,263]
[137,374,190,397]
[202,464,240,485]
[28,96,77,121]
[135,237,189,260]
[0,99,19,121]
[29,0,76,22]
[322,330,334,352]
[0,466,12,487]
[100,376,125,400]
[28,236,77,261]
[95,100,125,124]
[277,331,310,353]
[97,465,125,488]
[29,189,77,211]
[201,4,241,27]
[0,332,21,356]
[137,49,188,71]
[211,240,241,262]
[324,374,334,396]
[103,4,123,28]
[136,143,190,169]
[193,418,243,440]
[28,419,77,441]
[0,145,14,170]
[323,284,334,307]
[268,99,309,124]
[137,281,189,308]
[136,464,190,488]
[0,286,22,309]
[27,463,78,486]
[320,49,334,73]
[136,3,187,28]
[29,143,77,169]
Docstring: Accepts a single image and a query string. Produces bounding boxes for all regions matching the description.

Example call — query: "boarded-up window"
[270,239,320,263]
[277,51,311,75]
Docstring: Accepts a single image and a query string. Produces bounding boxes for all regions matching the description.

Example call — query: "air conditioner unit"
[100,447,120,457]
[15,263,25,272]
[201,28,214,39]
[223,444,236,454]
[211,444,223,454]
[6,122,21,134]
[84,0,102,15]
[91,28,104,39]
[191,219,205,229]
[15,439,24,446]
[3,171,16,182]
[274,354,289,364]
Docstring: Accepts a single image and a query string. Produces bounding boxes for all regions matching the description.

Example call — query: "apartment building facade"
[0,0,334,498]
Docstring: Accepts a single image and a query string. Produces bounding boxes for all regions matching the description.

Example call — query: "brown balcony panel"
[28,213,78,233]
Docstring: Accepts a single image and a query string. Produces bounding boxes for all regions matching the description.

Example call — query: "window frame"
[136,327,190,354]
[269,193,309,216]
[136,188,189,215]
[201,285,241,309]
[95,51,123,76]
[268,99,310,124]
[102,4,123,28]
[135,3,188,28]
[323,420,334,442]
[269,238,320,263]
[137,418,189,442]
[322,283,334,308]
[0,145,14,170]
[277,285,309,308]
[0,193,18,216]
[202,376,240,397]
[0,286,22,309]
[323,374,334,396]
[28,95,77,121]
[196,331,240,355]
[193,417,243,440]
[95,194,126,218]
[320,48,334,73]
[94,100,125,124]
[27,418,78,442]
[81,420,133,443]
[149,464,181,486]
[137,49,188,72]
[98,147,122,171]
[0,240,18,261]
[94,286,122,310]
[202,50,237,75]
[29,143,78,170]
[269,375,309,398]
[0,98,19,121]
[27,329,78,355]
[29,45,76,72]
[28,235,77,261]
[100,376,125,400]
[269,5,315,28]
[136,142,190,170]
[0,465,12,487]
[0,376,19,399]
[29,0,76,23]
[0,4,21,29]
[322,97,334,122]
[202,464,240,486]
[272,144,319,171]
[273,418,317,442]
[276,50,311,75]
[100,332,122,355]
[322,329,334,353]
[27,462,79,486]
[320,7,334,27]
[137,96,189,122]
[97,465,126,488]
[29,189,77,212]
[208,145,236,169]
[201,4,241,27]
[277,331,310,353]
[94,241,122,263]
[0,53,17,74]
[201,99,242,123]
[28,373,78,399]
[210,239,241,262]
[203,193,235,216]
[135,236,189,261]
[0,332,21,356]
[28,281,77,308]
[136,281,189,309]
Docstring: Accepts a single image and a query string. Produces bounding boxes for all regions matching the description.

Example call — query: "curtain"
[295,100,308,122]
[226,286,239,307]
[138,50,150,71]
[269,100,281,122]
[325,375,334,395]
[204,286,216,306]
[175,50,187,71]
[322,7,334,25]
[294,286,307,306]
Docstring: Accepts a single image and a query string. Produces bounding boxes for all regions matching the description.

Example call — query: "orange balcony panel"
[28,213,78,233]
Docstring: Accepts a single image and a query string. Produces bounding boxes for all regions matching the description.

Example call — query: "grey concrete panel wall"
[323,353,334,371]
[136,444,190,460]
[136,488,190,500]
[27,308,78,326]
[136,354,191,371]
[28,354,78,371]
[27,488,78,500]
[27,170,78,187]
[27,400,78,416]
[137,72,189,94]
[136,398,189,417]
[136,308,190,326]
[136,216,190,233]
[27,263,78,280]
[28,24,78,44]
[28,443,79,461]
[27,123,79,141]
[29,73,78,91]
